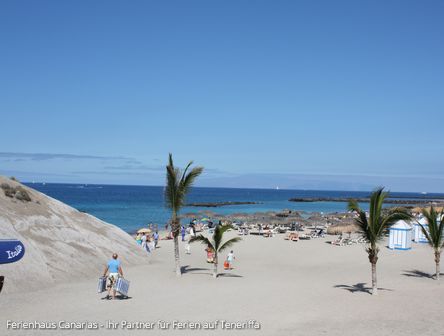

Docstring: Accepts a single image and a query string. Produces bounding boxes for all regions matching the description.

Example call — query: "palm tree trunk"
[368,245,378,295]
[174,235,181,276]
[213,254,218,278]
[172,214,181,277]
[435,250,440,280]
[371,262,377,295]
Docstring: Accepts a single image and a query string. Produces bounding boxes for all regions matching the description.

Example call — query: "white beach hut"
[388,220,412,250]
[413,217,429,243]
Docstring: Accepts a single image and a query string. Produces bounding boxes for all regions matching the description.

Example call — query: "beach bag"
[115,277,130,297]
[224,260,230,270]
[97,277,107,293]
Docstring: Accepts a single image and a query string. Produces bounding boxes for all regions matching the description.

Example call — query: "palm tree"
[165,153,203,277]
[418,206,444,280]
[348,187,411,295]
[190,224,241,278]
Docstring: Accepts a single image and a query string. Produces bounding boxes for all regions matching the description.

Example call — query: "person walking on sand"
[153,230,159,248]
[148,235,155,253]
[185,241,191,255]
[103,253,123,300]
[227,250,235,270]
[141,233,148,252]
[181,225,186,242]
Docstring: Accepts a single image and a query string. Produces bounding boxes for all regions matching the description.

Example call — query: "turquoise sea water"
[27,183,443,233]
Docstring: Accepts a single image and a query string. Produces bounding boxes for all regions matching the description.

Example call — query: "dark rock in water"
[288,197,443,205]
[186,201,260,207]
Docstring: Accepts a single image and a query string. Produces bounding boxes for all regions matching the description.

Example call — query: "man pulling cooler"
[103,253,123,300]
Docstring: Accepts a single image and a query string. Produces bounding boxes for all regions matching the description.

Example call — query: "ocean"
[26,183,443,233]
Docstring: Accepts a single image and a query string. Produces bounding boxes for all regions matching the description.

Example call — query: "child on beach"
[135,233,142,245]
[205,246,214,263]
[227,250,235,270]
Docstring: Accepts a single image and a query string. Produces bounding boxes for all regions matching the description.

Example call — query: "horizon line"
[19,180,440,195]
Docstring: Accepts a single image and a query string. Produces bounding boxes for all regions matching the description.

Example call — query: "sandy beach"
[2,233,443,336]
[2,1,444,335]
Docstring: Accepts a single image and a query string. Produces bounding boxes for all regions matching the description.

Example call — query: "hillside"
[0,176,149,293]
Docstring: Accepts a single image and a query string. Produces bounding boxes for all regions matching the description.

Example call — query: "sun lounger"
[284,232,299,241]
[331,236,345,246]
[290,233,299,241]
[263,230,273,238]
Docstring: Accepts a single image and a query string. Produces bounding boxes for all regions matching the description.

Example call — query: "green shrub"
[15,187,31,202]
[1,183,31,201]
[1,183,15,198]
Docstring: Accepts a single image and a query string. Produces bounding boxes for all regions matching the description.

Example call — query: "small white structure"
[413,217,429,243]
[388,220,412,250]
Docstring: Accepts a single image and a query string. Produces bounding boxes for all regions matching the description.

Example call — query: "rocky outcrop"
[0,176,148,294]
[186,201,260,207]
[289,197,444,205]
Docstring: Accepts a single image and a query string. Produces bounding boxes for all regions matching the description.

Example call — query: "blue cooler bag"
[115,277,130,296]
[97,277,107,293]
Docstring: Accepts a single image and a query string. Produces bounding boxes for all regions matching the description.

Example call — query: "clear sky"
[0,1,443,192]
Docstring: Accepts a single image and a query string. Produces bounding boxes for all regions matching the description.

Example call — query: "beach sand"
[1,233,443,336]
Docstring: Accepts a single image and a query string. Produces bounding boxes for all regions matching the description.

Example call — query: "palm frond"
[420,206,444,249]
[349,187,411,246]
[165,154,203,212]
[356,209,372,241]
[180,161,193,183]
[347,199,360,212]
[189,234,214,250]
[165,164,179,210]
[213,224,234,250]
[178,166,204,202]
[368,187,386,240]
[218,237,242,253]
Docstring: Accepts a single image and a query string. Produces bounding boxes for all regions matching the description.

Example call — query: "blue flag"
[0,240,25,264]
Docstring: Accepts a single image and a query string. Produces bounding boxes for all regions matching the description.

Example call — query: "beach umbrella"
[137,228,152,234]
[198,210,216,216]
[183,212,198,218]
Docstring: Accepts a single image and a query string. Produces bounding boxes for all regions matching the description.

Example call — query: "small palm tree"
[190,224,241,278]
[418,206,444,280]
[348,187,411,295]
[165,153,203,277]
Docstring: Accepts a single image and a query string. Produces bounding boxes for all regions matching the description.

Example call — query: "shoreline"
[289,197,444,205]
[185,201,261,207]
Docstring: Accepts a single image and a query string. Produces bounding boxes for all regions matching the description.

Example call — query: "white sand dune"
[0,176,149,293]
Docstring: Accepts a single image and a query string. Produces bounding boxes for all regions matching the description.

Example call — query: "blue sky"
[0,1,443,192]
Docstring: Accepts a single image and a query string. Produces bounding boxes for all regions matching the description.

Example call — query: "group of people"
[135,230,159,253]
[102,221,238,300]
[205,247,235,270]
